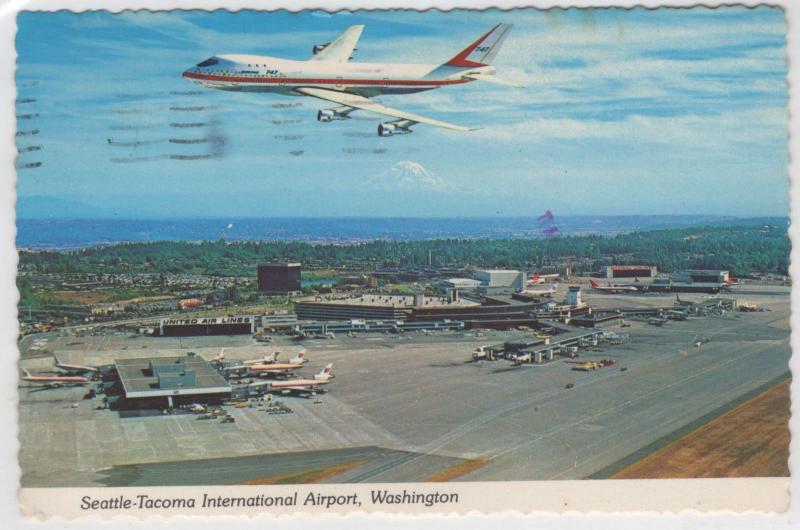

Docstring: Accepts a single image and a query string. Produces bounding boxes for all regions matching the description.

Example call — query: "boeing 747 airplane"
[183,23,517,135]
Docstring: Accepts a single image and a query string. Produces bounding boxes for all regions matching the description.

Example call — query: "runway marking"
[492,337,788,465]
[358,334,788,481]
[545,376,763,480]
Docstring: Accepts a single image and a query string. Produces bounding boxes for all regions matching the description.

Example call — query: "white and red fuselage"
[21,374,90,386]
[182,56,492,97]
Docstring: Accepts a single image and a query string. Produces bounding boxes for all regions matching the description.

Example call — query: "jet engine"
[377,121,413,137]
[317,108,352,122]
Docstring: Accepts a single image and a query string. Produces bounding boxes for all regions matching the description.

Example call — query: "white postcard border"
[1,0,798,527]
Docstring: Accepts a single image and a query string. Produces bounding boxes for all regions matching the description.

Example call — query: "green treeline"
[18,223,789,278]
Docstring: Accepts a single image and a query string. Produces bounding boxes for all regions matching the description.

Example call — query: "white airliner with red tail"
[241,365,334,396]
[589,279,642,294]
[224,362,303,376]
[183,23,517,135]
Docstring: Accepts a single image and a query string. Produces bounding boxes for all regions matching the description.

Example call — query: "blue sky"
[15,7,789,218]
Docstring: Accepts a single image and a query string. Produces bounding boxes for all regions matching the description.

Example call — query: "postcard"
[9,1,793,519]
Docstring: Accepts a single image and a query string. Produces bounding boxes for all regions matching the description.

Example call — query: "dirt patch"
[239,460,368,485]
[425,457,490,482]
[613,379,790,478]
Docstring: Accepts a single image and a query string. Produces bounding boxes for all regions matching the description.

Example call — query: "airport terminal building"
[294,293,477,322]
[105,354,231,409]
[603,265,657,279]
[295,292,545,329]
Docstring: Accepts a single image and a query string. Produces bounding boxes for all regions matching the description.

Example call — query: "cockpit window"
[197,58,218,67]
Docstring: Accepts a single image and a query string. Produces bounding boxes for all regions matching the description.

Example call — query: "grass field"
[239,460,368,485]
[612,378,790,479]
[425,458,489,482]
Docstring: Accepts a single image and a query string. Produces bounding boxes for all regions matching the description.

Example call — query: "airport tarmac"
[18,284,791,486]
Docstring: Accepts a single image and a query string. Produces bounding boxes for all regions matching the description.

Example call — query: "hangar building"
[474,269,525,294]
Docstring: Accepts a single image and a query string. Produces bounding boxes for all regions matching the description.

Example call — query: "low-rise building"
[474,269,525,295]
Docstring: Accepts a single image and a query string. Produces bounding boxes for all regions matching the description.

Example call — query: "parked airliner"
[183,23,518,135]
[589,279,642,294]
[21,368,90,388]
[53,355,98,376]
[242,366,333,396]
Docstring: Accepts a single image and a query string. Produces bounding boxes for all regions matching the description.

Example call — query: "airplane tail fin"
[590,279,599,288]
[444,23,513,68]
[316,363,334,380]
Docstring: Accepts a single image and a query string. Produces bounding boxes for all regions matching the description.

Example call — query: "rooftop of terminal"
[115,354,230,398]
[297,293,479,308]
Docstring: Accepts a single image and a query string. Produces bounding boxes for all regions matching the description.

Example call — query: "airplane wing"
[295,87,474,132]
[310,25,364,63]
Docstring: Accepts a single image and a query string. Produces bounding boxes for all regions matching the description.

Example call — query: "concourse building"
[105,353,231,409]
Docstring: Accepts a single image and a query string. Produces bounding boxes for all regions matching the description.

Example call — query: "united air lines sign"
[161,316,253,326]
[159,315,256,335]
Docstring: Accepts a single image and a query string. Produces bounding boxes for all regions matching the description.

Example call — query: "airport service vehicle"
[564,360,600,371]
[52,355,98,376]
[588,279,642,293]
[512,353,533,365]
[183,23,518,135]
[20,368,90,388]
[472,346,495,361]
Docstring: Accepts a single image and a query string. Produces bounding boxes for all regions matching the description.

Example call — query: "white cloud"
[479,107,788,149]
